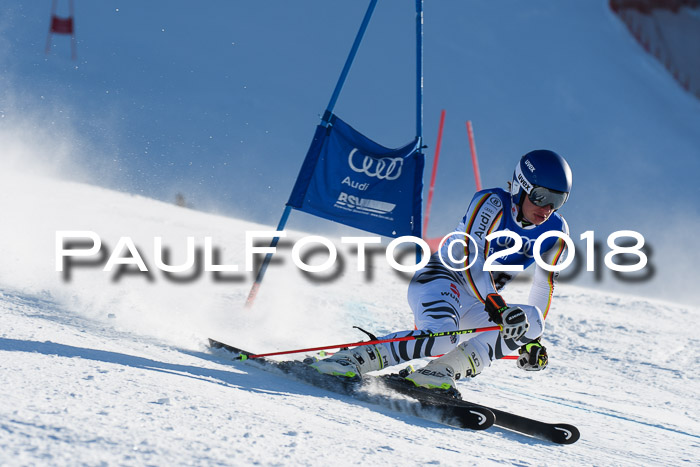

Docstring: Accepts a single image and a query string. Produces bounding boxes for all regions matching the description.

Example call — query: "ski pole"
[235,325,503,360]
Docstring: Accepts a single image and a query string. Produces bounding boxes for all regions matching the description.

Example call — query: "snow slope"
[1,172,698,466]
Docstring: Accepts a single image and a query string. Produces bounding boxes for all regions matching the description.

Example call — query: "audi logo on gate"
[348,148,403,180]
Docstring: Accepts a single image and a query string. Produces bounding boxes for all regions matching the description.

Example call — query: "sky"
[1,0,700,303]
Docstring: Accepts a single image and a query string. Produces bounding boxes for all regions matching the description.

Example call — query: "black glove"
[517,338,548,371]
[484,293,529,340]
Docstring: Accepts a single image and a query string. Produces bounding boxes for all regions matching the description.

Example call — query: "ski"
[208,338,495,431]
[209,338,580,443]
[376,373,580,445]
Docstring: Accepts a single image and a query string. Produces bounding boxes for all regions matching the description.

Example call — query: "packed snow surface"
[0,173,698,466]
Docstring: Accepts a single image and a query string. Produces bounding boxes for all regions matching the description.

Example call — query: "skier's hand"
[484,293,529,341]
[517,338,548,371]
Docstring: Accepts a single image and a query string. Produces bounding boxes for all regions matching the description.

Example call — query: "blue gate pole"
[244,206,292,308]
[323,0,378,125]
[416,0,423,143]
[415,0,424,264]
[245,1,379,309]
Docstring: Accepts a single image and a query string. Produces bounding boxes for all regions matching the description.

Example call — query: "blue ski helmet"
[510,150,572,211]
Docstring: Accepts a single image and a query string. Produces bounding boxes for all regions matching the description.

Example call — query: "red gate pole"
[466,120,482,191]
[423,109,446,240]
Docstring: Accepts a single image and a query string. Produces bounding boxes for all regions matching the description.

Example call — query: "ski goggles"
[528,186,568,210]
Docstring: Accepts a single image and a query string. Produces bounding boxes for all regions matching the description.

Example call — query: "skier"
[312,149,572,391]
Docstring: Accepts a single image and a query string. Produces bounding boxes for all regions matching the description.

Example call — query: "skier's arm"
[452,192,504,304]
[528,222,569,319]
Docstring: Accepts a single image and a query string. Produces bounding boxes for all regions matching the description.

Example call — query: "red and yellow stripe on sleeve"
[542,237,567,320]
[462,194,503,304]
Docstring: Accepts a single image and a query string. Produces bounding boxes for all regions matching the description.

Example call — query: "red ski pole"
[235,325,503,360]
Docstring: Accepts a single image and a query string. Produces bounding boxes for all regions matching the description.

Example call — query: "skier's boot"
[405,341,485,391]
[310,344,389,379]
